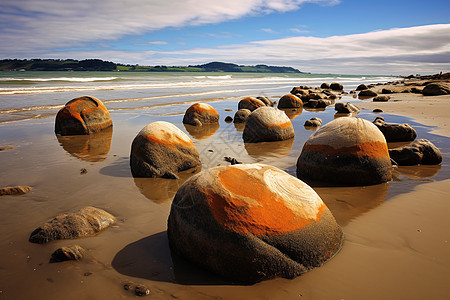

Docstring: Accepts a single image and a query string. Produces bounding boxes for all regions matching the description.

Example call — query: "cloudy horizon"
[1,0,449,75]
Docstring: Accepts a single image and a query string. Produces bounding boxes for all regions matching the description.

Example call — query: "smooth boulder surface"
[277,94,303,108]
[422,82,450,96]
[29,206,116,244]
[55,96,112,136]
[167,164,343,283]
[257,96,274,107]
[297,117,392,185]
[238,97,266,111]
[233,109,251,123]
[373,117,417,142]
[243,107,295,143]
[130,121,200,178]
[335,102,360,114]
[182,103,219,126]
[356,84,368,91]
[389,139,442,166]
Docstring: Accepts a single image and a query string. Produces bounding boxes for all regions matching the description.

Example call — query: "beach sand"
[0,79,449,299]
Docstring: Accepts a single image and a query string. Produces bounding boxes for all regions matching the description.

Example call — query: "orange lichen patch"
[280,94,303,105]
[266,120,292,129]
[207,167,325,236]
[242,97,265,106]
[186,103,218,115]
[141,133,195,148]
[303,141,389,158]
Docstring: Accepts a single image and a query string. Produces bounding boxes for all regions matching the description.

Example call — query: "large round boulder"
[167,164,343,283]
[55,96,112,135]
[277,94,303,109]
[389,139,442,165]
[297,117,392,185]
[330,82,343,91]
[238,97,266,111]
[182,103,219,126]
[243,107,295,143]
[130,121,200,178]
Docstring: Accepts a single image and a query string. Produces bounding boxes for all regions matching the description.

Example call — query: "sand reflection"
[184,123,220,140]
[133,168,200,203]
[244,138,294,159]
[315,182,390,226]
[279,107,303,120]
[56,127,113,162]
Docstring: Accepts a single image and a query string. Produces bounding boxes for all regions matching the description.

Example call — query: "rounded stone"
[167,163,343,283]
[238,97,266,111]
[389,139,442,165]
[356,84,368,91]
[55,96,112,136]
[297,117,392,185]
[182,103,219,126]
[330,82,343,91]
[243,107,295,143]
[358,89,378,97]
[233,109,251,123]
[320,83,330,89]
[277,94,303,109]
[130,121,200,178]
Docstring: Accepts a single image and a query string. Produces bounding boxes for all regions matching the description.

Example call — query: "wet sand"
[0,83,449,299]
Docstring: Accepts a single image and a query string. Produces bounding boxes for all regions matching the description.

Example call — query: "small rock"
[224,157,242,165]
[381,88,394,94]
[233,109,252,123]
[373,96,391,102]
[0,186,32,196]
[224,116,233,122]
[50,245,85,262]
[238,97,266,111]
[224,109,233,112]
[320,83,330,89]
[304,117,322,127]
[330,82,343,91]
[335,102,360,114]
[80,168,88,175]
[358,89,378,97]
[356,84,368,91]
[373,109,383,113]
[135,285,150,296]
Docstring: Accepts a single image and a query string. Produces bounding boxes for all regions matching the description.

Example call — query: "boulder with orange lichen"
[182,103,219,126]
[297,117,392,185]
[55,96,112,135]
[29,206,116,244]
[167,164,343,283]
[277,94,303,109]
[130,121,200,178]
[243,107,295,143]
[238,97,266,111]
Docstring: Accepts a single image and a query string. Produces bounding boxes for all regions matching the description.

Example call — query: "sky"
[1,0,449,75]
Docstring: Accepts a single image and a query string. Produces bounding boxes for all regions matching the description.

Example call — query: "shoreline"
[0,75,449,299]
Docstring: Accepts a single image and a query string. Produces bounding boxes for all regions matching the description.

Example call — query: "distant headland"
[0,59,303,73]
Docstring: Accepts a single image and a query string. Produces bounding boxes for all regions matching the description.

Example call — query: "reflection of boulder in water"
[244,138,294,159]
[134,168,200,203]
[234,123,245,132]
[393,164,441,180]
[279,107,303,120]
[184,123,219,140]
[57,127,112,162]
[315,182,390,226]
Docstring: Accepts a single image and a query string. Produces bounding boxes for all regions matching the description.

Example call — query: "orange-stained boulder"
[277,94,303,109]
[55,96,112,135]
[29,206,116,244]
[243,107,295,143]
[182,103,219,126]
[130,121,200,178]
[168,164,343,283]
[297,117,392,185]
[238,97,266,111]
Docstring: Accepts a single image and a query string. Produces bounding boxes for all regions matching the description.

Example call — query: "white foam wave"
[0,77,119,82]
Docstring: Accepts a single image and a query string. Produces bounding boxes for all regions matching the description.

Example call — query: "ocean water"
[0,71,396,123]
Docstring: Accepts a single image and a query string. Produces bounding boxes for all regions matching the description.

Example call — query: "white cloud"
[0,0,338,53]
[262,28,279,34]
[148,41,168,45]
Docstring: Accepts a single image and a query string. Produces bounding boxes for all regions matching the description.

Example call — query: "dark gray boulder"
[373,117,417,142]
[389,139,442,165]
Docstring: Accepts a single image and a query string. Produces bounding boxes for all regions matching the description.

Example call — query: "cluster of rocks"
[43,76,444,285]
